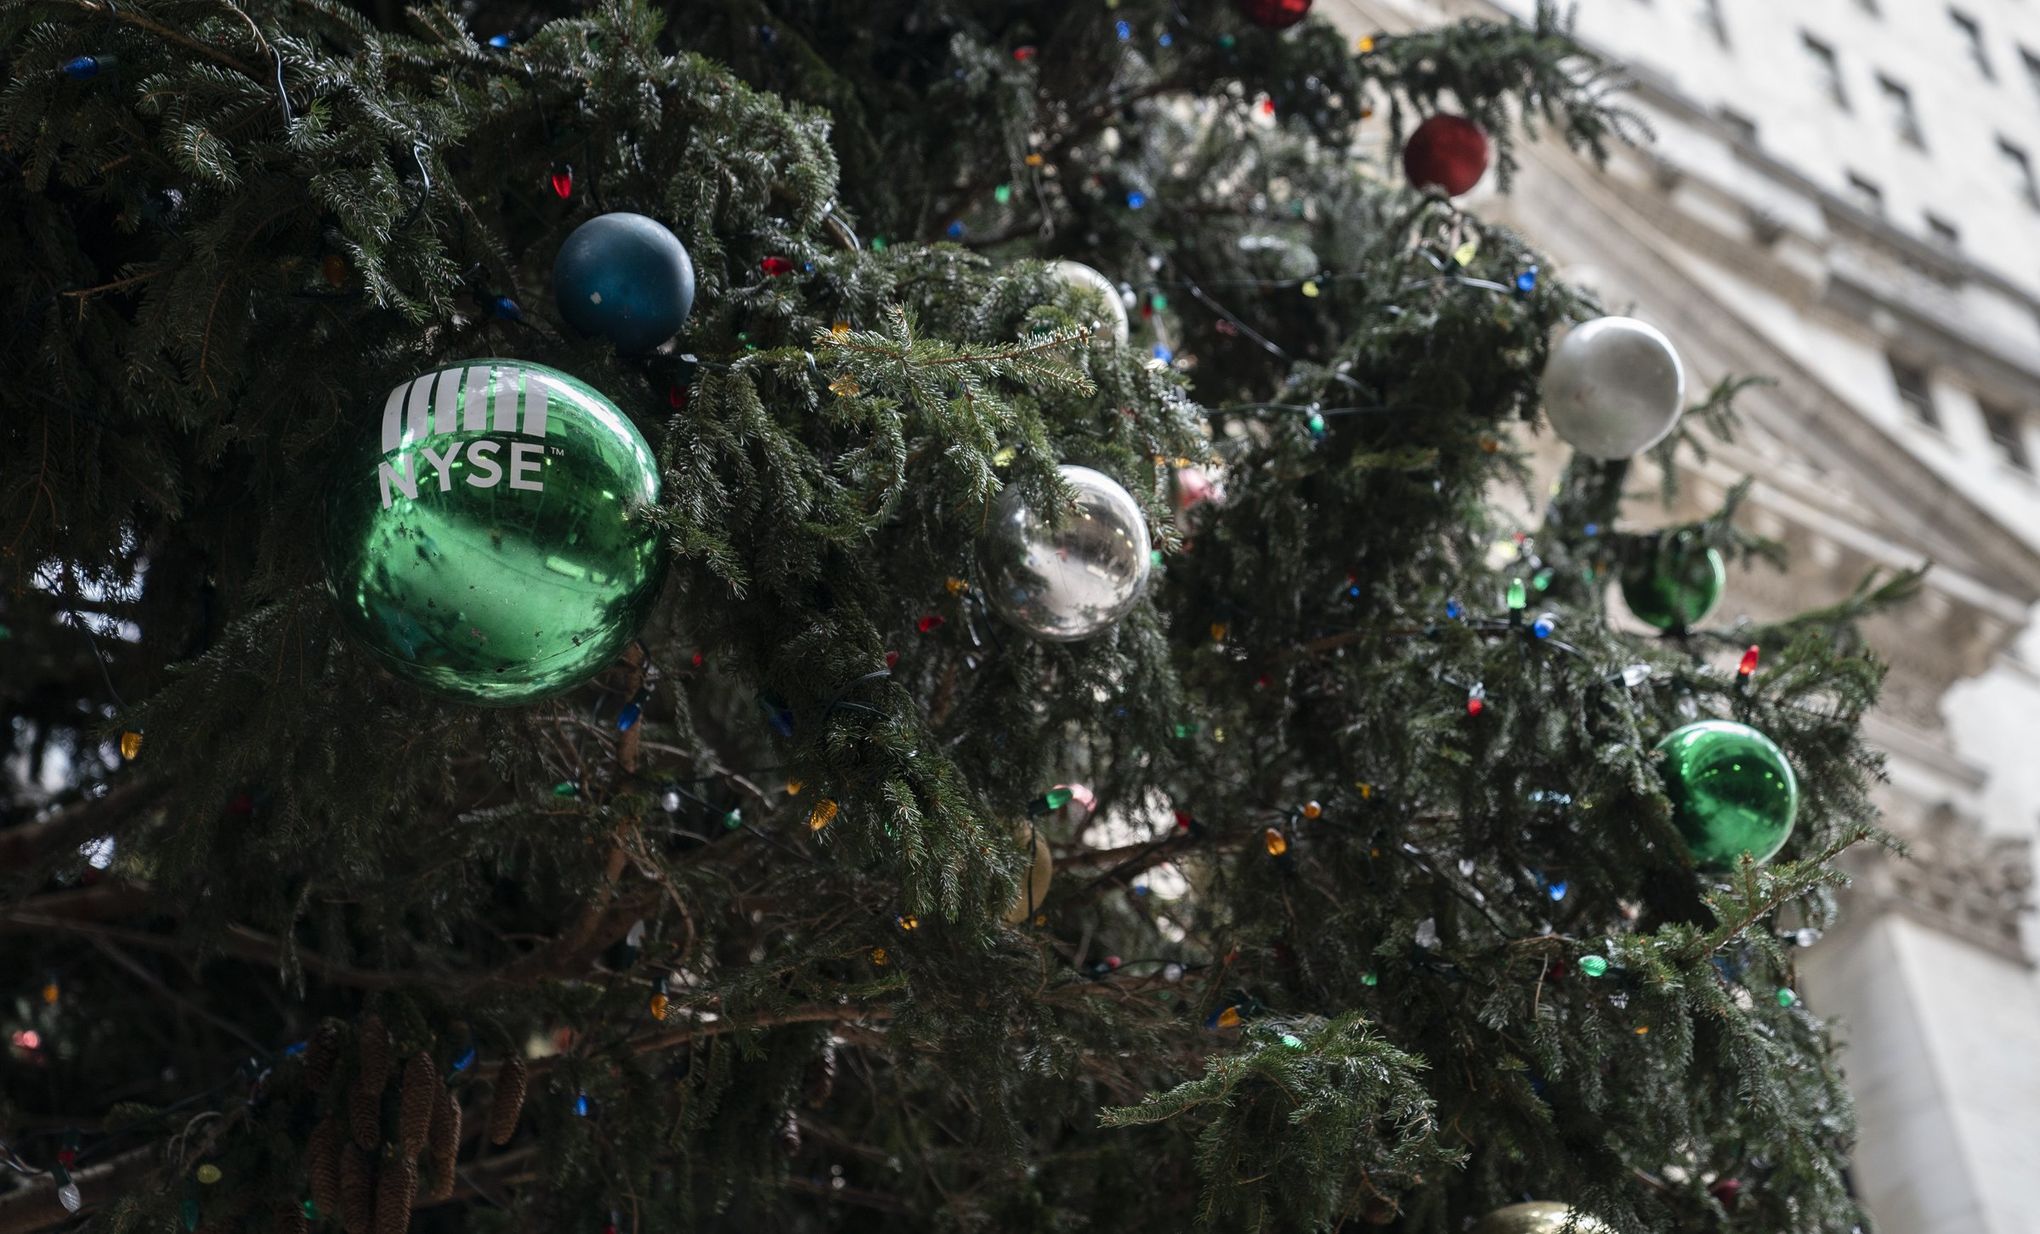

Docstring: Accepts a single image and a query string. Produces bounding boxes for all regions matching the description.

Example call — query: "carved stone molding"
[1843,802,2035,964]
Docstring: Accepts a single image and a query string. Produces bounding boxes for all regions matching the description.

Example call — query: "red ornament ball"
[1402,114,1491,197]
[1236,0,1312,30]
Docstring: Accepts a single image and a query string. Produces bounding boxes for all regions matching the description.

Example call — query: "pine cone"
[357,1014,391,1090]
[305,1023,344,1094]
[307,1116,343,1220]
[351,1016,391,1151]
[396,1052,436,1157]
[487,1057,526,1146]
[339,1145,374,1234]
[803,1038,837,1109]
[372,1157,418,1234]
[348,1076,382,1153]
[425,1090,461,1203]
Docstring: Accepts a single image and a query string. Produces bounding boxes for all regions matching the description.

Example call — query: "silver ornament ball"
[1050,260,1131,346]
[1473,1202,1616,1234]
[982,465,1153,641]
[1540,316,1686,460]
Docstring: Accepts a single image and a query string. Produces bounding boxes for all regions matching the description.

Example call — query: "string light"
[1030,786,1075,815]
[119,731,142,760]
[807,799,838,831]
[195,1165,222,1185]
[1531,612,1556,640]
[1577,955,1610,978]
[1507,577,1527,612]
[1737,644,1760,684]
[548,164,573,200]
[489,295,522,321]
[894,914,919,932]
[61,55,107,81]
[1465,682,1485,717]
[1776,987,1798,1008]
[1300,800,1322,820]
[759,256,794,276]
[1262,827,1289,857]
[649,993,670,1021]
[1126,191,1147,209]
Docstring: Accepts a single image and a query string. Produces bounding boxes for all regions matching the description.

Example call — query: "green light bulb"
[1508,577,1527,611]
[1578,955,1610,978]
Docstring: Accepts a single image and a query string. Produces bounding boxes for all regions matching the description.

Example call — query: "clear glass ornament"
[981,465,1152,641]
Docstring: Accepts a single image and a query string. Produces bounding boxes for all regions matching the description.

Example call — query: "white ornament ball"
[982,465,1153,642]
[1050,260,1131,346]
[1540,316,1686,460]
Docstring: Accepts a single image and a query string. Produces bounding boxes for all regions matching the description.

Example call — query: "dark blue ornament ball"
[552,213,696,354]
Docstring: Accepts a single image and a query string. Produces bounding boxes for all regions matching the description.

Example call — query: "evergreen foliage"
[2,2,1887,1232]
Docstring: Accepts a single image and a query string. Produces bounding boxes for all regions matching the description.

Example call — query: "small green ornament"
[1657,719,1798,869]
[322,360,666,705]
[1577,955,1609,978]
[722,808,743,830]
[1776,987,1798,1008]
[1621,533,1725,631]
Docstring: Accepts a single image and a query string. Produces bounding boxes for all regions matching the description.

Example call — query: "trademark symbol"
[550,447,566,456]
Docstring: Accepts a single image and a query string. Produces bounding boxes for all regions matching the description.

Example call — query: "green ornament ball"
[1621,532,1725,631]
[1656,719,1799,869]
[323,359,666,705]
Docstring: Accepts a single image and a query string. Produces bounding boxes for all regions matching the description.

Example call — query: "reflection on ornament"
[982,465,1153,641]
[1657,719,1798,869]
[1048,261,1130,346]
[552,213,696,354]
[1621,533,1725,630]
[322,360,665,705]
[1473,1202,1616,1234]
[1002,827,1054,925]
[1174,465,1218,510]
[1541,316,1686,459]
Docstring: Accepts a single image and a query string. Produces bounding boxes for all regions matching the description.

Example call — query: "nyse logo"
[376,364,553,509]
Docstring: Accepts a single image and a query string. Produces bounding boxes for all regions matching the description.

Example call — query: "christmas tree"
[1,2,1899,1231]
